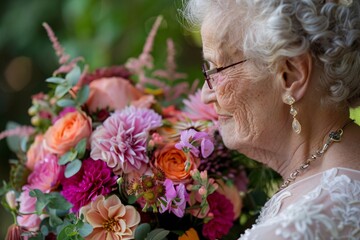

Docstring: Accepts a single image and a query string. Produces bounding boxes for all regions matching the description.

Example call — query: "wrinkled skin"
[200,18,286,163]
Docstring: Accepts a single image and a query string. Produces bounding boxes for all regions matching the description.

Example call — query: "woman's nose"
[201,82,216,104]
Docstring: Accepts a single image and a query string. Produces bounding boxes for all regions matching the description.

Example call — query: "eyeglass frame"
[202,59,248,89]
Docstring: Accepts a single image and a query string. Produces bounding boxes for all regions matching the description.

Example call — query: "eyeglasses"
[202,59,247,89]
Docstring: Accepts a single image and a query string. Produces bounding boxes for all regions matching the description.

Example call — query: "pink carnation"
[202,192,234,240]
[61,158,117,212]
[183,89,218,121]
[27,154,63,192]
[91,107,162,174]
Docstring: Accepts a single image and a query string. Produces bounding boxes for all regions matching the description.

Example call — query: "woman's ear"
[279,52,313,101]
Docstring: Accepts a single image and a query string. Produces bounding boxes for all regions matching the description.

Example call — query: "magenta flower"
[27,154,63,193]
[159,179,188,218]
[91,106,162,174]
[61,158,117,212]
[52,106,77,124]
[202,192,234,240]
[183,89,218,121]
[175,129,214,158]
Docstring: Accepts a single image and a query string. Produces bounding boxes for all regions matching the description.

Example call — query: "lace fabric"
[239,168,360,240]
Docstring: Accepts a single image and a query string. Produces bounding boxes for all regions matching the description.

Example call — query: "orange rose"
[178,228,200,240]
[216,179,243,220]
[154,143,199,183]
[44,111,92,155]
[26,134,49,171]
[86,77,143,112]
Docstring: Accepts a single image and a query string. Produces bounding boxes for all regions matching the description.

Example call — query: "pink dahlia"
[61,158,117,212]
[183,89,218,121]
[202,192,234,240]
[91,107,162,174]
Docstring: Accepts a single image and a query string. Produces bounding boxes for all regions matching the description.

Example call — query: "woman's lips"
[217,114,232,121]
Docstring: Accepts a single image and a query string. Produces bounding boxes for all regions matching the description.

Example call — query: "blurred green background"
[0,0,202,237]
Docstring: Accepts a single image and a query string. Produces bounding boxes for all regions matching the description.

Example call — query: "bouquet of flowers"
[0,16,278,240]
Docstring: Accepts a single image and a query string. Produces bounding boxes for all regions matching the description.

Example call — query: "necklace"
[278,119,354,191]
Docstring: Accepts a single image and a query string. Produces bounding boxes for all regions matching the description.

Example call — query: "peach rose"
[26,134,49,171]
[86,77,143,113]
[216,179,243,220]
[154,143,199,183]
[44,111,91,155]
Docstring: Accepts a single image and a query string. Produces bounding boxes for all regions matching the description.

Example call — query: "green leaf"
[57,99,76,107]
[78,222,93,237]
[50,214,63,227]
[76,85,90,105]
[59,151,78,165]
[46,77,66,84]
[58,225,78,240]
[135,223,151,240]
[48,192,73,211]
[55,84,72,98]
[29,189,50,215]
[146,228,170,240]
[5,121,22,153]
[128,195,138,205]
[74,138,87,159]
[40,224,49,236]
[65,159,82,178]
[66,66,81,86]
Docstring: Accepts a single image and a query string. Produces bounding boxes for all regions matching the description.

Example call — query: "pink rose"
[17,188,42,231]
[86,77,144,112]
[26,134,49,171]
[27,154,63,193]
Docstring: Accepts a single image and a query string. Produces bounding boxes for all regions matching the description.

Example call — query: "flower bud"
[5,191,17,210]
[200,171,208,180]
[31,116,41,126]
[198,186,207,196]
[28,106,37,116]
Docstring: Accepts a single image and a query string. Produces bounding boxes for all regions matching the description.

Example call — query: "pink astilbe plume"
[42,22,83,75]
[0,126,35,141]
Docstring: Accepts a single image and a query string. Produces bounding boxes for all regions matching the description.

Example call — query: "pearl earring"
[284,95,301,134]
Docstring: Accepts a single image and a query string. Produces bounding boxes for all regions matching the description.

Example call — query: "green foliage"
[65,159,82,178]
[146,228,170,240]
[135,223,152,240]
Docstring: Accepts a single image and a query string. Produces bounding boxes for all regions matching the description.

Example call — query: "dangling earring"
[284,95,301,134]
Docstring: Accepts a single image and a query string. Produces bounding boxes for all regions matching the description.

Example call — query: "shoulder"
[239,168,360,240]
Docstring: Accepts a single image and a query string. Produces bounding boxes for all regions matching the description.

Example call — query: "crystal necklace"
[278,119,354,191]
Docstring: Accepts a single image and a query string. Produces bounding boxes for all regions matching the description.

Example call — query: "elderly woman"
[183,0,360,239]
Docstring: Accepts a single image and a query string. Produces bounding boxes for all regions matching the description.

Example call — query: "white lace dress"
[239,168,360,240]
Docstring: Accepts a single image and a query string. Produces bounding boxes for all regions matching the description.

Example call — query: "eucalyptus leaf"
[5,121,22,153]
[40,224,49,236]
[78,222,93,237]
[135,223,151,240]
[66,66,81,86]
[57,99,76,107]
[74,138,87,159]
[49,214,63,227]
[48,192,73,211]
[46,77,66,84]
[65,159,82,178]
[55,84,72,99]
[76,85,90,105]
[59,151,78,165]
[146,228,170,240]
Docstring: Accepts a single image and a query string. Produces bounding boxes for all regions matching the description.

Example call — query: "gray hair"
[182,0,360,107]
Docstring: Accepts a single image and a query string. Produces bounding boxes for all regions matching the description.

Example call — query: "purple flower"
[61,158,117,212]
[159,179,188,218]
[175,129,214,158]
[202,192,234,240]
[91,106,162,174]
[52,107,77,124]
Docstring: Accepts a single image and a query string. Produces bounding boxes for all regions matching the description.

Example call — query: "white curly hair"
[182,0,360,107]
